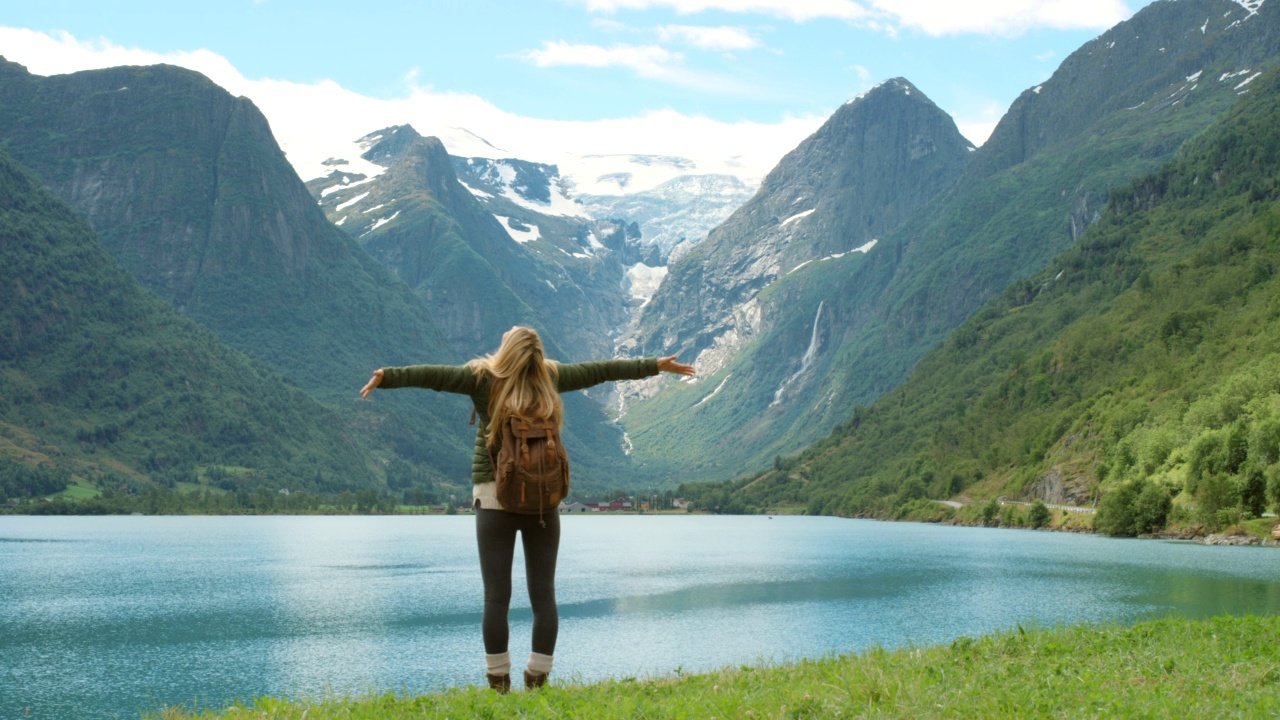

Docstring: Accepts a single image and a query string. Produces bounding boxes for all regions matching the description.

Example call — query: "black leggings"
[476,507,560,656]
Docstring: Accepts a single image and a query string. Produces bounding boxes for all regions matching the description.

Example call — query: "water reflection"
[2,515,1279,719]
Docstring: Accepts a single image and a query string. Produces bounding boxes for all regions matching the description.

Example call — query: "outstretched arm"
[557,355,695,392]
[361,364,479,396]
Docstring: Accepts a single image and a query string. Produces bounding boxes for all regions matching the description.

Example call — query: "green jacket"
[379,357,660,484]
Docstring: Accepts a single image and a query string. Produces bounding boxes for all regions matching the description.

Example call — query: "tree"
[981,498,1000,526]
[1131,481,1172,534]
[1241,467,1266,518]
[1027,499,1051,529]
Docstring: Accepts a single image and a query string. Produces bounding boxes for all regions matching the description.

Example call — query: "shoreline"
[7,507,1279,547]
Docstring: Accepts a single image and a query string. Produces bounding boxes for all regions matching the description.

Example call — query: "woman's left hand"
[657,355,695,376]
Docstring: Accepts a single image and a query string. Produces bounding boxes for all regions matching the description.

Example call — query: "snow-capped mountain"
[308,128,759,264]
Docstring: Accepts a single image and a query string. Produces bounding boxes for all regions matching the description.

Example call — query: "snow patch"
[1220,69,1252,82]
[586,231,605,250]
[1235,72,1263,90]
[365,210,400,234]
[694,374,732,408]
[479,159,588,218]
[785,240,876,278]
[1233,0,1265,16]
[787,259,813,276]
[335,215,347,226]
[1033,85,1043,94]
[335,192,370,212]
[494,214,541,244]
[363,203,386,214]
[321,176,373,197]
[545,280,557,292]
[460,181,493,198]
[781,208,816,226]
[1186,70,1203,82]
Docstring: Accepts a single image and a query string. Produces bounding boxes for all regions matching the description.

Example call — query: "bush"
[981,498,1000,526]
[999,503,1023,528]
[1097,479,1170,536]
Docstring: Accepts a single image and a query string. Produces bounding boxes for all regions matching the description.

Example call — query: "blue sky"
[1,0,1160,185]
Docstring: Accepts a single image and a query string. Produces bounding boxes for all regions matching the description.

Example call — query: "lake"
[2,515,1279,718]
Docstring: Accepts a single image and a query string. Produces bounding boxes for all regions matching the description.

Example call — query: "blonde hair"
[466,326,562,446]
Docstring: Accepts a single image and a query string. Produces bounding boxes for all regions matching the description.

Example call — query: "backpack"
[492,416,570,525]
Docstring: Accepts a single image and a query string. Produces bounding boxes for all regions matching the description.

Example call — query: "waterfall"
[770,301,824,407]
[800,300,824,368]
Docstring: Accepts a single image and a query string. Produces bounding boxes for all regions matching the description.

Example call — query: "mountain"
[0,145,372,495]
[623,78,975,479]
[622,0,1280,485]
[716,64,1280,532]
[304,125,645,486]
[0,58,473,491]
[308,125,631,360]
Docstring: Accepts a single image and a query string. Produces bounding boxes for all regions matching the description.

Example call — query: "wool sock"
[485,652,511,676]
[527,652,554,675]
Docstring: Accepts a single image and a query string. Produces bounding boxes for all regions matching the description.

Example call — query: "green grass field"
[150,614,1280,719]
[55,482,101,500]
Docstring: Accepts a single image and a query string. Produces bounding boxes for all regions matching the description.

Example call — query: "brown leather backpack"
[493,416,570,525]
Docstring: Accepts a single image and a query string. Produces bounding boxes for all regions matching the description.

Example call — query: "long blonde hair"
[466,326,562,446]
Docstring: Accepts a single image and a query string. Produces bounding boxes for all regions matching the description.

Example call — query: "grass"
[149,615,1280,719]
[55,482,101,500]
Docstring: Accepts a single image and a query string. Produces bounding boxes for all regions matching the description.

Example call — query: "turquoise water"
[2,515,1279,718]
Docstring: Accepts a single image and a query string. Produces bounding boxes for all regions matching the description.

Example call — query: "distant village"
[557,496,690,513]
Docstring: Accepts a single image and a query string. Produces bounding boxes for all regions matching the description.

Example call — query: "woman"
[359,326,694,692]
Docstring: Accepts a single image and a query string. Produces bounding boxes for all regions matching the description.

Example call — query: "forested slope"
[0,147,372,498]
[690,67,1280,535]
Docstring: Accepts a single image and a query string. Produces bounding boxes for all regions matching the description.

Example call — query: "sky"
[0,0,1160,188]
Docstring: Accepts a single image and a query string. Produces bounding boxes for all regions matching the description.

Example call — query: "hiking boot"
[487,673,511,694]
[524,669,548,690]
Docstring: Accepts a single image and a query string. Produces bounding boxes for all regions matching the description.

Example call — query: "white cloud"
[956,99,1008,147]
[521,40,682,78]
[1035,50,1058,62]
[848,63,872,82]
[657,24,763,50]
[578,0,869,22]
[577,0,1132,35]
[0,27,819,191]
[866,0,1132,36]
[958,120,998,147]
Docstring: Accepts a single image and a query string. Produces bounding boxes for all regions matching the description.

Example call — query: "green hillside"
[0,147,372,498]
[625,0,1280,486]
[707,67,1280,534]
[0,59,474,491]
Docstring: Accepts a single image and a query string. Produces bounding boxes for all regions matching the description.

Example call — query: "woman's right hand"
[360,369,384,400]
[657,355,695,377]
